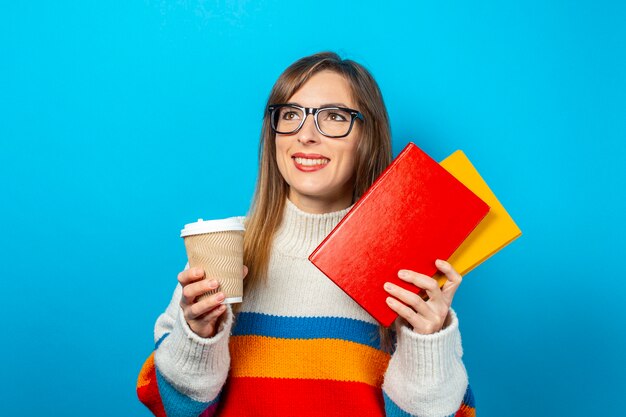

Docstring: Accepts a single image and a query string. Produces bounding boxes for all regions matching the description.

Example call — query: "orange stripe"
[136,352,155,388]
[229,335,390,387]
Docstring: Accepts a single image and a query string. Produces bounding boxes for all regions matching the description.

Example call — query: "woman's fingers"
[176,267,232,338]
[204,303,227,321]
[384,265,461,334]
[185,295,228,338]
[436,259,463,301]
[386,296,444,334]
[397,269,443,304]
[384,282,436,321]
[181,278,219,305]
[385,296,421,324]
[178,267,205,286]
[187,292,226,320]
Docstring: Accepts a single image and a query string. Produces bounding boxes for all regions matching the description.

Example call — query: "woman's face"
[275,70,361,213]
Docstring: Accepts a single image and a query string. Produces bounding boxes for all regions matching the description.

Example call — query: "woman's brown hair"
[242,51,394,349]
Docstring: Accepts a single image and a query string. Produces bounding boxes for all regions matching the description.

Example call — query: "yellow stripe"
[229,335,391,387]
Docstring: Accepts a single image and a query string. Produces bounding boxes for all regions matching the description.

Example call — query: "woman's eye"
[281,111,300,120]
[326,112,348,122]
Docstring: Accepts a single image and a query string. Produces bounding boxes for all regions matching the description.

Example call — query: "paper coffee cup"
[180,217,245,304]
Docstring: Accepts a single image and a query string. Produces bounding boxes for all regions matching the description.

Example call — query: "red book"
[309,143,490,327]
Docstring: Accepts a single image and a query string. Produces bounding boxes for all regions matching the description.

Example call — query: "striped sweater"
[137,200,476,417]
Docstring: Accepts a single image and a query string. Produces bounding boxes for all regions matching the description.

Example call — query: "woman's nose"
[297,115,321,144]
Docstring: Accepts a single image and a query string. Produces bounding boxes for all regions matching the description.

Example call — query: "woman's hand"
[178,266,248,338]
[383,259,461,335]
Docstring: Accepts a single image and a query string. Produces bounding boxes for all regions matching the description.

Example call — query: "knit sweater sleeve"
[137,282,233,417]
[382,309,475,417]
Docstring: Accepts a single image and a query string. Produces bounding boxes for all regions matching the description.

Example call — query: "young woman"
[137,52,476,417]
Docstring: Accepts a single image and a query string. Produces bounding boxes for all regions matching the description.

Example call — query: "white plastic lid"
[180,217,245,237]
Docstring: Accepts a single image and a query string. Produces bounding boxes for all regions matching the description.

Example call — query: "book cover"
[433,150,522,286]
[308,143,490,327]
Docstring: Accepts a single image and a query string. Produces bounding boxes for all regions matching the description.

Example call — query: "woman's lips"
[292,154,330,172]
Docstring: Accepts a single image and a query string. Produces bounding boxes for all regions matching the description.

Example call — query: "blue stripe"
[156,369,219,417]
[383,391,456,417]
[463,384,476,408]
[232,312,381,349]
[155,332,169,350]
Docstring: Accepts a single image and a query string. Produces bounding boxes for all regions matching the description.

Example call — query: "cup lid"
[180,217,245,237]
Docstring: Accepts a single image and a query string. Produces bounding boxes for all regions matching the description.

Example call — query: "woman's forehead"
[288,71,355,108]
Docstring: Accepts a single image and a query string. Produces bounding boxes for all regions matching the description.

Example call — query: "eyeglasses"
[268,104,364,138]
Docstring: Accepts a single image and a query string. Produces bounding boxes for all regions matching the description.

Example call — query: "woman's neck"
[272,199,352,258]
[287,192,353,214]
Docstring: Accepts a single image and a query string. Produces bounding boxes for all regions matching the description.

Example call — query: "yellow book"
[435,150,522,287]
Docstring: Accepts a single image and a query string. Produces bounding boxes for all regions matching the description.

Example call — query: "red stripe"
[216,377,385,417]
[455,404,476,417]
[136,354,167,417]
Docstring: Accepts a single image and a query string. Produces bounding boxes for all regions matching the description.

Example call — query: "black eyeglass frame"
[267,104,365,138]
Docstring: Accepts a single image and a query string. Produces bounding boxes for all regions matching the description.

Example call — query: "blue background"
[1,1,625,416]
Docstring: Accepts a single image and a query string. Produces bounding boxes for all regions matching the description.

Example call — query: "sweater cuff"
[383,309,468,417]
[154,305,233,401]
[394,309,464,384]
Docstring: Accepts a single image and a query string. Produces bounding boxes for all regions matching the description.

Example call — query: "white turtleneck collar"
[273,199,352,259]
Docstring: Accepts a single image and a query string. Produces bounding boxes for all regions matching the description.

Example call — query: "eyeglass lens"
[273,106,353,137]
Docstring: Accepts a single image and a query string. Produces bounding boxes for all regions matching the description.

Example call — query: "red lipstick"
[291,153,330,172]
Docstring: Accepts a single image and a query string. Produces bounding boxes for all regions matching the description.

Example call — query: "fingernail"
[384,282,392,291]
[386,297,395,305]
[215,293,225,302]
[208,280,218,289]
[436,259,445,267]
[398,270,409,278]
[195,268,204,277]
